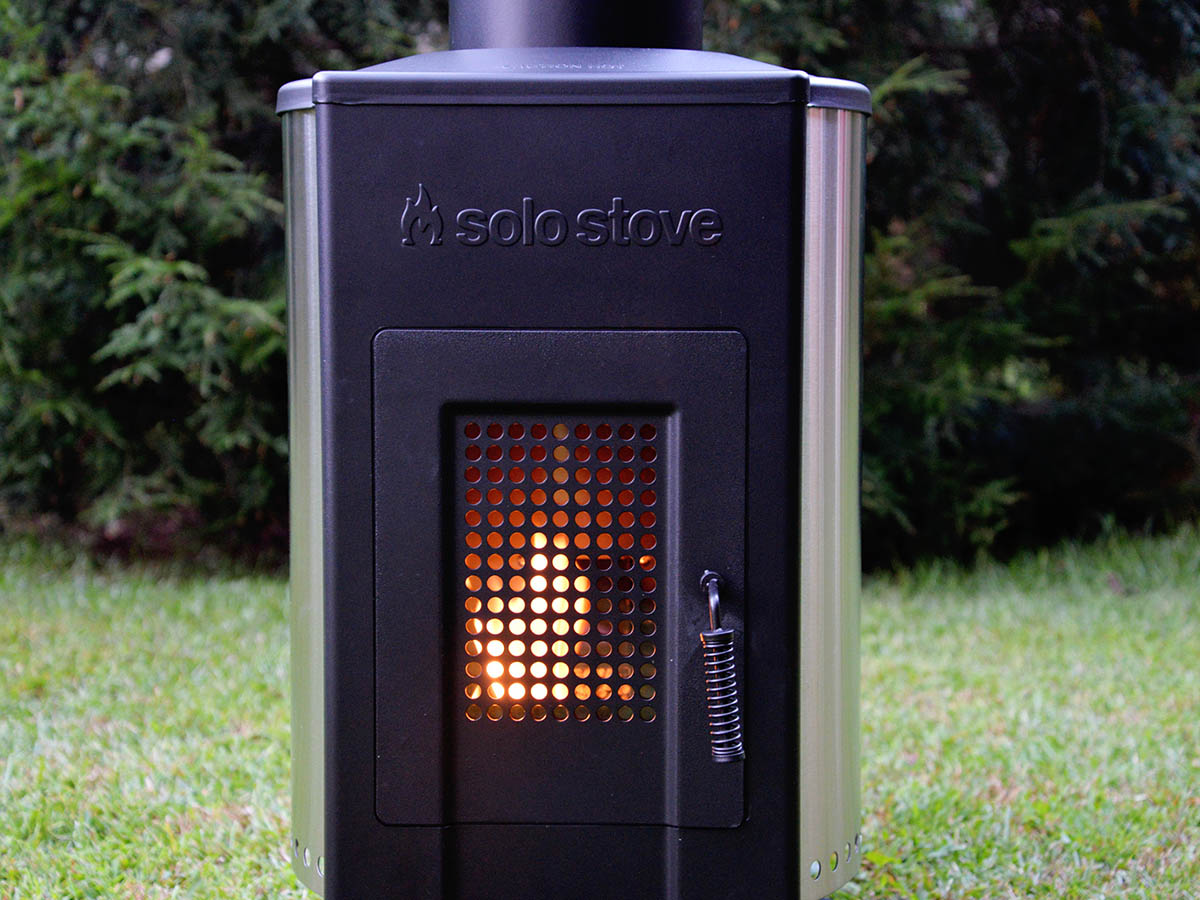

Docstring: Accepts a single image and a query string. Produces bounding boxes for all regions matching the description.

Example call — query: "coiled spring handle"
[700,571,745,763]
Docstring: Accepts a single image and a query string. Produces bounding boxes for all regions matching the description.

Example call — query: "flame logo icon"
[400,183,443,246]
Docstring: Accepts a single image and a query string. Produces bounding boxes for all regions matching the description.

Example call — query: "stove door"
[373,329,745,828]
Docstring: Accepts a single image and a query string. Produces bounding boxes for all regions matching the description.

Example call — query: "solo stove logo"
[400,183,723,248]
[400,184,444,246]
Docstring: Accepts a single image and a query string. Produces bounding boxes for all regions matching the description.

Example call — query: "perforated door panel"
[454,414,665,728]
[373,330,745,828]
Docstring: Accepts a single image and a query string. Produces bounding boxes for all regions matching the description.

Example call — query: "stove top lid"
[276,47,870,114]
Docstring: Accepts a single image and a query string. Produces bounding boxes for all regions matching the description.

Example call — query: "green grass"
[0,543,304,900]
[850,526,1200,899]
[1,527,1197,898]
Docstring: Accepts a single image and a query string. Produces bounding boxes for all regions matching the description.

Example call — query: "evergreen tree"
[2,0,1197,563]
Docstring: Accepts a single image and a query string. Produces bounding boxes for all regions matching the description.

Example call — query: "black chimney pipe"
[450,0,702,51]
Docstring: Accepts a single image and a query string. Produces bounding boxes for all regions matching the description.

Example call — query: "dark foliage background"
[1,0,1197,567]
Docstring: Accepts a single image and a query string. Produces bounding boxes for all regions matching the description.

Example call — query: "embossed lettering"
[522,197,536,246]
[576,209,608,245]
[607,197,631,246]
[489,209,521,246]
[629,209,662,246]
[417,185,723,248]
[660,210,692,246]
[455,209,488,245]
[534,209,569,246]
[690,209,723,246]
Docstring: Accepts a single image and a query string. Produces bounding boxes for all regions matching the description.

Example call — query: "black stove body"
[280,5,868,898]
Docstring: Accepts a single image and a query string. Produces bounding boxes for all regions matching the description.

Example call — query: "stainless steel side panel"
[284,107,326,895]
[799,106,865,900]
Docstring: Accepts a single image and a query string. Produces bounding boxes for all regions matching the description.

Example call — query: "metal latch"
[700,571,745,762]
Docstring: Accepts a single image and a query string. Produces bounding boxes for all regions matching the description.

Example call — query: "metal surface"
[798,105,866,900]
[701,571,722,630]
[450,0,701,51]
[278,48,872,114]
[311,47,803,107]
[280,47,868,891]
[451,412,668,736]
[371,329,746,830]
[807,74,873,115]
[697,571,744,762]
[283,108,325,896]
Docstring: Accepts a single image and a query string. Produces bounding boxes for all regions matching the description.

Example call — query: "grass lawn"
[1,526,1197,898]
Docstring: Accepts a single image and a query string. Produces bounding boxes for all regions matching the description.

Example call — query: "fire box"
[279,2,868,897]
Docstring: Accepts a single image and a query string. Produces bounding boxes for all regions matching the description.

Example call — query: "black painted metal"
[291,41,834,900]
[450,0,702,51]
[373,331,745,830]
[318,89,799,900]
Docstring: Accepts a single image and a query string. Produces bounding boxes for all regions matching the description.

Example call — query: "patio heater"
[278,1,868,897]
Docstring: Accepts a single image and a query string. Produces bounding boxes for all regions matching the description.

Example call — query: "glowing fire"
[461,419,662,724]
